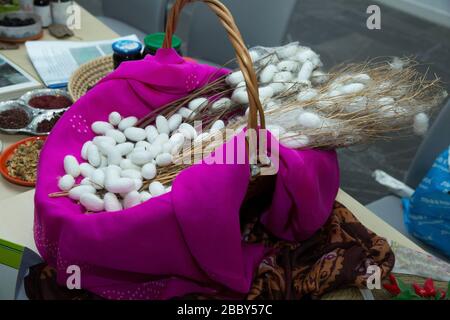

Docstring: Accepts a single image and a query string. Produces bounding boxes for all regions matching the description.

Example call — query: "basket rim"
[68,55,114,101]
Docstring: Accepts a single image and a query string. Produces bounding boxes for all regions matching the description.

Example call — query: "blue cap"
[112,40,142,55]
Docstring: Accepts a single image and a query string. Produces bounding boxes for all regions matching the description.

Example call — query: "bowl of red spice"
[0,100,34,134]
[31,110,65,135]
[0,136,47,187]
[21,89,73,111]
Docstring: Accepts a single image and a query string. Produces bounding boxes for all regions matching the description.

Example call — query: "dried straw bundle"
[136,56,446,187]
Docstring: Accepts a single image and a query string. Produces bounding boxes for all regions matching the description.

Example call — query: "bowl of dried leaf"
[0,136,46,187]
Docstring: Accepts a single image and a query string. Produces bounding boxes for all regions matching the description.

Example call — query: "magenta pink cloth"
[34,49,339,299]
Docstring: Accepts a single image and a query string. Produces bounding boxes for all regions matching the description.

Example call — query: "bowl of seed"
[0,136,46,187]
[0,100,34,134]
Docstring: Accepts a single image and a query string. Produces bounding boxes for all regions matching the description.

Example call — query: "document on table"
[25,35,139,88]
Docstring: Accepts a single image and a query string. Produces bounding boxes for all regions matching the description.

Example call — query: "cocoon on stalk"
[352,73,371,84]
[149,181,165,197]
[177,107,193,119]
[280,132,310,149]
[120,159,140,171]
[105,178,135,194]
[80,193,104,212]
[311,70,329,85]
[210,120,225,134]
[64,155,80,178]
[118,116,138,131]
[413,113,429,136]
[130,151,153,166]
[155,115,170,135]
[153,133,169,146]
[277,60,299,72]
[390,57,405,70]
[269,82,286,95]
[231,89,249,104]
[81,141,92,160]
[135,141,152,151]
[276,44,298,59]
[141,163,157,180]
[377,97,395,106]
[296,88,318,102]
[116,142,134,156]
[79,163,95,178]
[345,97,368,112]
[339,83,365,95]
[140,191,152,202]
[211,97,232,111]
[259,64,278,83]
[295,48,318,63]
[259,86,274,101]
[108,112,122,126]
[106,147,122,166]
[249,50,260,62]
[58,175,75,191]
[106,129,126,144]
[264,100,278,111]
[156,153,173,167]
[145,125,159,142]
[168,114,182,132]
[91,169,105,189]
[91,121,113,135]
[297,61,314,82]
[297,112,323,129]
[179,123,197,140]
[124,127,147,142]
[226,71,244,86]
[273,71,293,83]
[123,191,141,209]
[188,98,208,111]
[121,169,142,180]
[104,193,123,212]
[68,185,96,201]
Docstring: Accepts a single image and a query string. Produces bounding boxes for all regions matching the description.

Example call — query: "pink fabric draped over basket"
[34,49,340,300]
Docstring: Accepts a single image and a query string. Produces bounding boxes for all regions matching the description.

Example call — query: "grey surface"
[366,195,408,236]
[284,0,450,204]
[97,16,147,40]
[176,0,296,65]
[102,0,167,36]
[77,0,167,38]
[367,196,450,261]
[405,101,450,188]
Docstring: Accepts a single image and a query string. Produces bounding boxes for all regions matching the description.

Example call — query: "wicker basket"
[68,55,114,101]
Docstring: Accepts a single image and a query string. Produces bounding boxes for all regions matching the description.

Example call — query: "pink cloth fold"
[34,49,339,300]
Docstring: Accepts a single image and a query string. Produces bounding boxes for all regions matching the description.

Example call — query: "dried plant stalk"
[136,57,447,186]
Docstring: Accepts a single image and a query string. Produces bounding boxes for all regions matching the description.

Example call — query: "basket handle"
[163,0,266,132]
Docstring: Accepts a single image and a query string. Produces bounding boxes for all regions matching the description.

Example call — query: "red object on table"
[0,136,47,187]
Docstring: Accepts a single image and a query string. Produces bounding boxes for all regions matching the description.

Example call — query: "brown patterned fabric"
[24,202,395,300]
[246,202,395,300]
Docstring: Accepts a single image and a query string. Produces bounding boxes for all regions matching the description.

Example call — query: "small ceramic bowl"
[0,12,43,43]
[0,100,36,134]
[21,88,73,112]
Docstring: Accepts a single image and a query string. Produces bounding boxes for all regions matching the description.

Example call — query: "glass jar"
[112,40,143,69]
[33,0,52,27]
[50,0,72,25]
[143,32,182,57]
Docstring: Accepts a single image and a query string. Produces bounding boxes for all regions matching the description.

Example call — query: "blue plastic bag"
[403,146,450,258]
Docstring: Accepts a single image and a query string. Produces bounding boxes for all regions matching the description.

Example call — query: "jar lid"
[144,32,182,51]
[112,40,142,55]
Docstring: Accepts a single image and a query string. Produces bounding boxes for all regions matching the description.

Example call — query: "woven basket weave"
[68,55,114,101]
